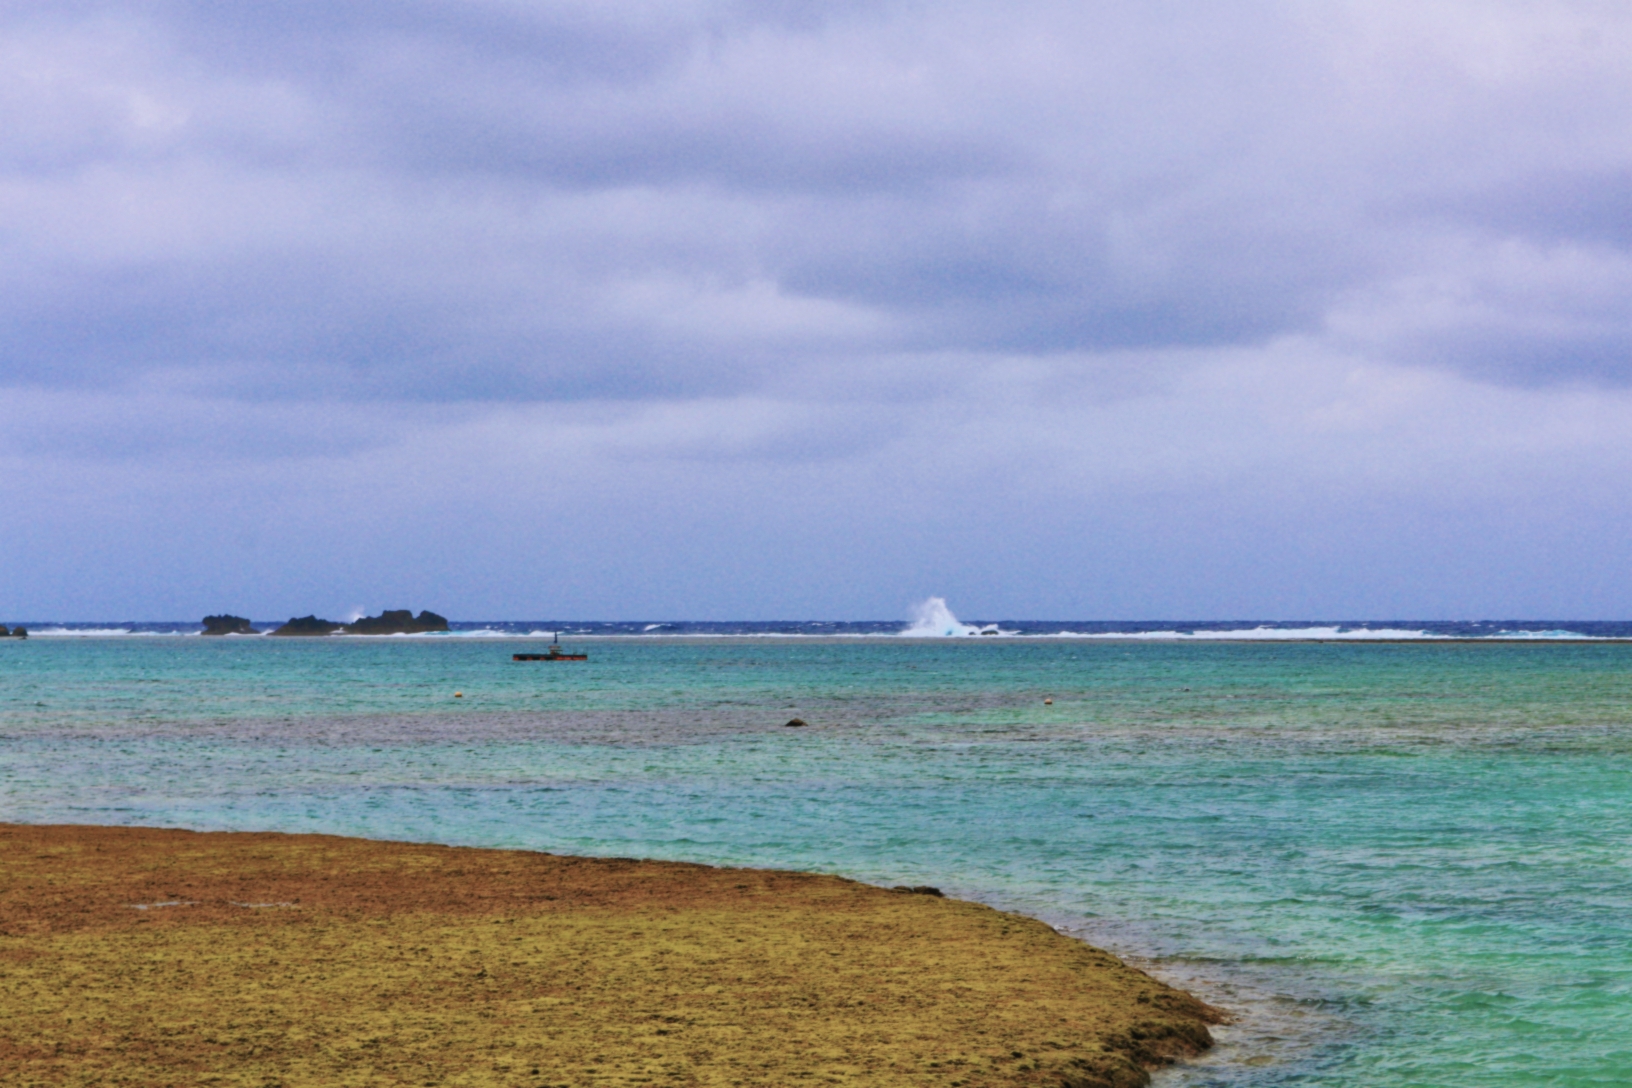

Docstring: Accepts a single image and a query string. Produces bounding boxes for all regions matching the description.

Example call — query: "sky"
[2,0,1630,621]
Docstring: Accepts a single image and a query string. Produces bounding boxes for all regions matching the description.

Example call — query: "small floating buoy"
[1043,697,1053,705]
[454,692,463,698]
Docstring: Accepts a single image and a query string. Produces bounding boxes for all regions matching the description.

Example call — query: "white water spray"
[902,597,984,637]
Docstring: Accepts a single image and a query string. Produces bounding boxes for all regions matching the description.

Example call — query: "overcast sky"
[2,1,1630,620]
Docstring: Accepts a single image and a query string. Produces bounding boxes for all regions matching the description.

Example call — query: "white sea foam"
[900,598,998,637]
[11,621,1624,641]
[29,627,173,637]
[1045,625,1450,641]
[1483,629,1599,640]
[337,628,509,638]
[1040,626,1615,641]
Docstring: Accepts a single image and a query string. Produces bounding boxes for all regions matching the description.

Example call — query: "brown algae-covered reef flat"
[0,824,1221,1088]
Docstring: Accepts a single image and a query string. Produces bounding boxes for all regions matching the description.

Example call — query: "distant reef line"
[1,823,1221,1088]
[201,609,450,636]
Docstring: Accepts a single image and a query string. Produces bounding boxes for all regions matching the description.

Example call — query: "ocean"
[3,616,1630,1086]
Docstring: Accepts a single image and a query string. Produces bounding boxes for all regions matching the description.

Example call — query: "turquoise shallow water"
[3,636,1631,1085]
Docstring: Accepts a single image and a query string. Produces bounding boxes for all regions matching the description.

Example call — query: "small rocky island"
[201,614,259,636]
[268,610,449,636]
[0,625,26,638]
[269,615,344,636]
[344,609,449,635]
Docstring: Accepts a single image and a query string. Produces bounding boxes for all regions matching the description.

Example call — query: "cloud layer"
[3,1,1630,617]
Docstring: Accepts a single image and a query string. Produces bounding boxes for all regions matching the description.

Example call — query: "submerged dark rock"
[270,615,343,637]
[201,614,259,636]
[343,609,450,635]
[892,885,945,897]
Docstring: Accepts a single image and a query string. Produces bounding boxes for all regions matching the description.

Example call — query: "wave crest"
[901,598,1005,637]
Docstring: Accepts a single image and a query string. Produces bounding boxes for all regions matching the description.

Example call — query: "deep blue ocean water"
[3,628,1630,1085]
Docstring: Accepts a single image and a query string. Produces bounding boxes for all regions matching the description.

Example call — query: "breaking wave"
[9,618,1631,641]
[900,598,1006,637]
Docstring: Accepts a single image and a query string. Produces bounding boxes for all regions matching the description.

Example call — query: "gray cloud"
[3,1,1631,617]
[8,344,1632,619]
[5,0,1625,404]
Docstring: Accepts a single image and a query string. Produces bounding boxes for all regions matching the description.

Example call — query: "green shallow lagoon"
[4,636,1631,1085]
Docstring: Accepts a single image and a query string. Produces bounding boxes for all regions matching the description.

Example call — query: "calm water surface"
[3,636,1630,1086]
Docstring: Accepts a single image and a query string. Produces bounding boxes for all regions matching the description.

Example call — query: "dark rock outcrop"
[270,615,343,637]
[201,614,259,636]
[783,718,809,728]
[1,625,24,639]
[342,609,450,635]
[891,885,944,897]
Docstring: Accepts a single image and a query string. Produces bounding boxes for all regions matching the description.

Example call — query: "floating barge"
[514,633,586,662]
